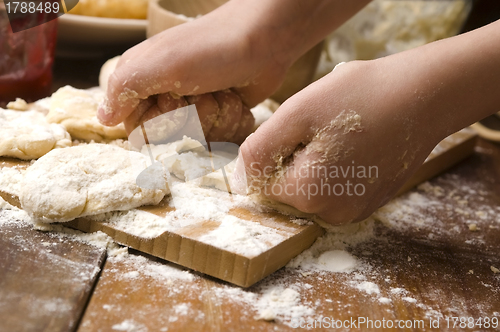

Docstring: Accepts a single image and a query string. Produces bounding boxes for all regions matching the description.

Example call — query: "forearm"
[209,0,371,68]
[374,19,500,143]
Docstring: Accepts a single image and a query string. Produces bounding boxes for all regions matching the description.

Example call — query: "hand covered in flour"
[97,3,289,144]
[234,17,500,225]
[233,60,440,224]
[97,0,371,144]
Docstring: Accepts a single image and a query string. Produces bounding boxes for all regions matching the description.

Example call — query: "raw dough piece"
[20,144,168,223]
[0,109,72,160]
[250,99,279,132]
[47,86,127,142]
[141,136,237,189]
[99,56,120,92]
[6,98,29,111]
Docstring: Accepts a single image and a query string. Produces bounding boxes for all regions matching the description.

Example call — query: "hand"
[233,60,443,225]
[97,0,371,143]
[97,8,290,143]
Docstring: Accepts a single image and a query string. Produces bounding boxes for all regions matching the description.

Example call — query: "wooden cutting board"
[0,129,476,287]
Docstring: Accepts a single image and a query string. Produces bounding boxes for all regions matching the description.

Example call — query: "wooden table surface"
[1,56,500,331]
[1,138,499,332]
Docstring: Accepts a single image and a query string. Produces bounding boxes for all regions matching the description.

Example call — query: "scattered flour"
[315,250,359,272]
[355,281,380,295]
[111,319,147,332]
[197,214,286,257]
[403,297,418,303]
[288,219,374,271]
[253,286,315,322]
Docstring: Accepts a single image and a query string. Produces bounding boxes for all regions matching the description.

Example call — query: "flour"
[315,250,359,272]
[197,214,286,257]
[89,179,290,257]
[111,320,147,332]
[355,281,380,295]
[402,297,417,303]
[0,196,29,224]
[288,218,374,270]
[253,286,315,322]
[303,110,363,166]
[374,174,500,241]
[0,166,26,197]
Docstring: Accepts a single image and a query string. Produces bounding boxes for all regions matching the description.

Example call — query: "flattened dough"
[0,109,72,160]
[20,144,168,223]
[48,86,127,142]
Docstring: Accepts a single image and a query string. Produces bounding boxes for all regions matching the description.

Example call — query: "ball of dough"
[20,144,168,223]
[0,109,71,160]
[48,85,127,142]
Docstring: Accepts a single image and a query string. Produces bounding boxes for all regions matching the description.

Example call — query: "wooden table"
[1,137,499,331]
[2,51,500,331]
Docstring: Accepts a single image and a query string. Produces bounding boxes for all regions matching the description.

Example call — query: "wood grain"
[78,138,500,331]
[65,206,325,288]
[0,129,477,288]
[0,220,105,332]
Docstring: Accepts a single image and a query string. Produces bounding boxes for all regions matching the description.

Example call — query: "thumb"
[232,96,315,195]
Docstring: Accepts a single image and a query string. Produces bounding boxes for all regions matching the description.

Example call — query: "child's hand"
[97,8,290,142]
[233,60,442,225]
[97,0,371,143]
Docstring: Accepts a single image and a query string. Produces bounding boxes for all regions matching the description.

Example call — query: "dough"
[6,98,29,111]
[139,136,237,191]
[99,56,120,92]
[0,109,72,160]
[47,86,127,142]
[20,144,168,223]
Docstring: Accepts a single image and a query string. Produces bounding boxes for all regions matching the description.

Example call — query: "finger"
[230,104,255,145]
[262,149,358,225]
[124,93,189,143]
[97,21,250,126]
[233,95,316,193]
[186,93,219,137]
[96,40,194,126]
[124,96,157,135]
[207,90,243,142]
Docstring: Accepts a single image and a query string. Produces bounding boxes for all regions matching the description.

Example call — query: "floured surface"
[78,139,499,331]
[0,109,71,160]
[0,202,106,332]
[1,139,499,330]
[0,128,477,288]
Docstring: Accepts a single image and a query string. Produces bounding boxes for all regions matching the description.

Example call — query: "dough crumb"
[491,266,500,274]
[7,98,29,111]
[468,223,478,231]
[254,308,276,321]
